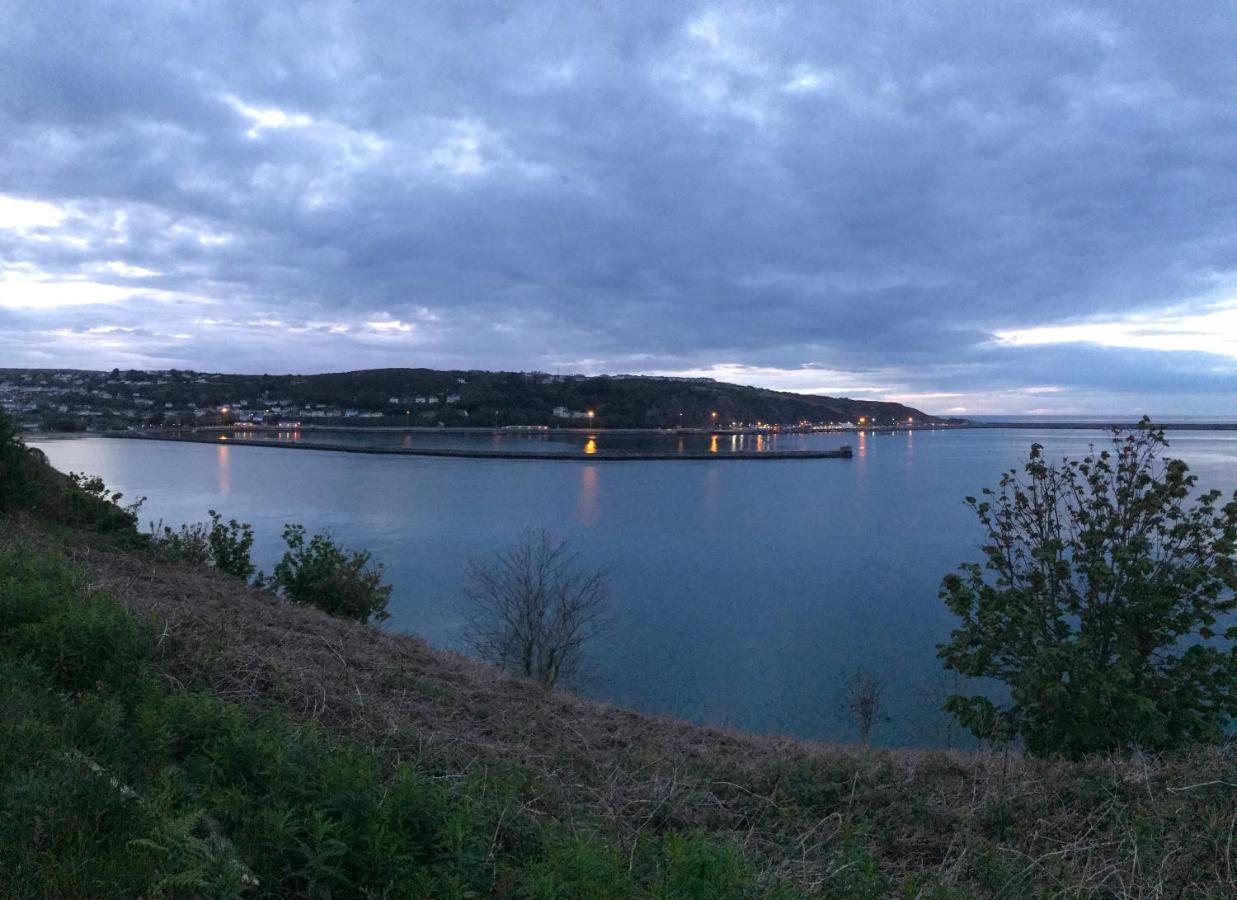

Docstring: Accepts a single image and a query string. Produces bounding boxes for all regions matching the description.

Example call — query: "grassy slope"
[1,531,802,900]
[4,516,1234,898]
[0,433,1233,897]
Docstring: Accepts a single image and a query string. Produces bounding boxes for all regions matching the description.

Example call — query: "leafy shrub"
[16,595,154,694]
[206,510,255,580]
[0,410,33,512]
[0,548,81,632]
[938,419,1237,757]
[0,547,154,694]
[149,520,212,564]
[267,524,392,623]
[150,510,255,580]
[0,410,145,543]
[65,472,145,535]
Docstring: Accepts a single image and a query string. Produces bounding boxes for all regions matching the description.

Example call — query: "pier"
[104,429,854,461]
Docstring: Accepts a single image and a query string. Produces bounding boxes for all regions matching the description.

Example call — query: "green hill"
[2,366,947,430]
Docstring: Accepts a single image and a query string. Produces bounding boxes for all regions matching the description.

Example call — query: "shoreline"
[963,420,1237,431]
[27,419,1237,444]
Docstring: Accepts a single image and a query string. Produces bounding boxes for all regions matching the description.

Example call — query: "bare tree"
[844,669,886,745]
[465,530,610,688]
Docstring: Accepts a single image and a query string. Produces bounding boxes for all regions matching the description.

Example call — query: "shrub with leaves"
[205,510,255,580]
[149,511,255,579]
[0,410,32,512]
[0,411,144,541]
[149,520,212,564]
[65,472,145,535]
[267,524,391,624]
[938,419,1237,757]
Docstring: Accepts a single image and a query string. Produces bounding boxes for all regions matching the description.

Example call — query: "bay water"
[33,427,1237,746]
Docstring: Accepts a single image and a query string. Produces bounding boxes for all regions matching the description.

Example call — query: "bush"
[149,520,212,564]
[150,510,255,579]
[938,419,1237,757]
[1,410,145,543]
[267,524,392,624]
[0,546,154,694]
[206,510,255,580]
[466,529,610,688]
[0,410,32,512]
[65,472,145,535]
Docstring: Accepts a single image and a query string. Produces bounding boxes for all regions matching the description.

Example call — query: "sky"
[1,1,1235,416]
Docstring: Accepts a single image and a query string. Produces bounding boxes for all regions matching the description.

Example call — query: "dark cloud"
[1,1,1234,414]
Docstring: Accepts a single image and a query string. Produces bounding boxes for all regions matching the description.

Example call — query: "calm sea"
[32,427,1237,747]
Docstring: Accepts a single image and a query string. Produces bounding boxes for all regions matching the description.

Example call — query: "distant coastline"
[963,420,1237,431]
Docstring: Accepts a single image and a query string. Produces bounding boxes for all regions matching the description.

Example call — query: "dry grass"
[11,518,1235,897]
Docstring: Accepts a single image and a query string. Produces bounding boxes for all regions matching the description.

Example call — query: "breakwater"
[104,430,853,461]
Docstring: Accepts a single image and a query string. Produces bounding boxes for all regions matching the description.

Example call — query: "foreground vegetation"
[1,545,803,899]
[940,420,1237,756]
[1,412,1234,896]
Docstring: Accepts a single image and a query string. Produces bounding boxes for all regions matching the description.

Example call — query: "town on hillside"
[0,368,944,433]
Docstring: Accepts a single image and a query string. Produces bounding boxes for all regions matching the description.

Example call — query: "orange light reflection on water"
[584,437,597,455]
[216,444,231,495]
[577,465,599,524]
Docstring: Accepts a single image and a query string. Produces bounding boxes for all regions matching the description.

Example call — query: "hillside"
[1,421,1232,897]
[1,366,944,431]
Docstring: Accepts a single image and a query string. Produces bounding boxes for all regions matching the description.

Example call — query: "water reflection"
[584,437,597,455]
[709,434,718,453]
[216,444,231,495]
[577,465,599,524]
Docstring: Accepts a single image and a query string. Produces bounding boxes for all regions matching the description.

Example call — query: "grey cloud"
[1,1,1235,413]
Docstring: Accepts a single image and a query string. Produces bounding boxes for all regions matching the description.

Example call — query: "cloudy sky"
[2,1,1234,415]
